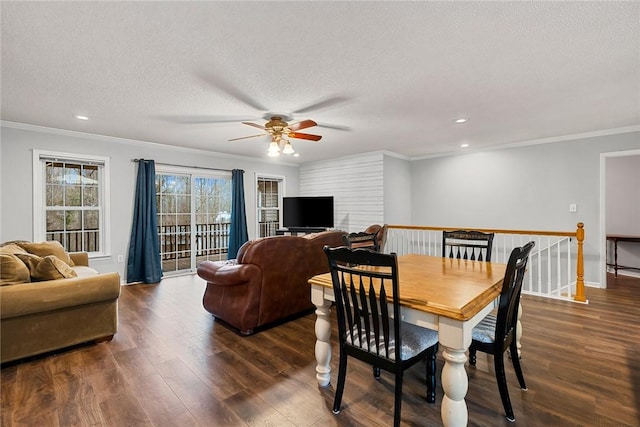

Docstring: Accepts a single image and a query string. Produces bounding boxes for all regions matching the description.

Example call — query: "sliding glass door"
[156,169,231,274]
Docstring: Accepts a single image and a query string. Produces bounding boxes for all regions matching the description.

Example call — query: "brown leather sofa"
[197,230,345,335]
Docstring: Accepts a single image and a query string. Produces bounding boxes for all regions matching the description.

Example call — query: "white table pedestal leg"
[441,345,469,427]
[314,300,332,387]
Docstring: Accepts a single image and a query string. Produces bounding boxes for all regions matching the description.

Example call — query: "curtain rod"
[132,159,232,173]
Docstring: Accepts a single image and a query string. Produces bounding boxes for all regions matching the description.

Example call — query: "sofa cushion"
[0,241,30,250]
[0,254,31,285]
[16,241,75,266]
[15,252,42,271]
[16,254,78,281]
[72,265,100,277]
[0,244,31,285]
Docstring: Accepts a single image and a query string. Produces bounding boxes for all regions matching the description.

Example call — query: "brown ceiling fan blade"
[287,119,318,132]
[288,132,322,141]
[228,133,266,141]
[242,122,266,130]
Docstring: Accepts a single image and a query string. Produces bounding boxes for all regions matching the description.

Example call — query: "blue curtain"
[127,159,162,283]
[228,169,249,259]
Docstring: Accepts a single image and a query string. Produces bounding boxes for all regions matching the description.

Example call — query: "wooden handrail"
[387,224,577,238]
[386,223,586,303]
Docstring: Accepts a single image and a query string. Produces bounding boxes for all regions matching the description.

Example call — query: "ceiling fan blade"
[159,115,257,124]
[287,119,317,132]
[228,134,266,141]
[288,132,322,141]
[292,96,350,114]
[196,72,267,112]
[316,122,351,131]
[242,122,266,130]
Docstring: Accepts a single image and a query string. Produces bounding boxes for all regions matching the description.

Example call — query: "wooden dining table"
[309,254,507,427]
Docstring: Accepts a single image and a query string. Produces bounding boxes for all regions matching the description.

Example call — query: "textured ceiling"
[2,1,639,163]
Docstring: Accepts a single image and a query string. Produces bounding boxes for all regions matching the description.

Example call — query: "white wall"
[606,154,640,276]
[299,152,384,232]
[0,124,300,279]
[383,154,411,225]
[410,131,640,286]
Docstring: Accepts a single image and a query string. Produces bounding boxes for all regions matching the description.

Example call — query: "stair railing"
[384,223,586,303]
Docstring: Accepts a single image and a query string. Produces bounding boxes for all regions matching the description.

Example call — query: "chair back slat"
[358,279,371,351]
[443,230,495,262]
[368,283,382,355]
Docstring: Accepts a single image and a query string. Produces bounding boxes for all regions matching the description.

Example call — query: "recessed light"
[455,118,469,124]
[460,143,470,148]
[74,115,89,120]
[293,153,300,157]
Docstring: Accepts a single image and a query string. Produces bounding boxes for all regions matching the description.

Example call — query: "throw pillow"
[17,241,75,266]
[15,252,43,272]
[31,255,78,281]
[0,242,29,253]
[0,253,31,285]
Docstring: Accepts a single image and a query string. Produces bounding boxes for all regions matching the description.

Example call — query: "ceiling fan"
[229,116,322,157]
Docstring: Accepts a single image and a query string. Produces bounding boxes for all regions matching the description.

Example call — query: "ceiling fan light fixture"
[282,141,295,155]
[267,140,281,157]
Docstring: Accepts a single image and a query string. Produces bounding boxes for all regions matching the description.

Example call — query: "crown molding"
[0,121,300,167]
[410,125,640,161]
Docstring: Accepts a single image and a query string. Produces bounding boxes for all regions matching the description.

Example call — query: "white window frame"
[255,173,286,237]
[33,150,111,258]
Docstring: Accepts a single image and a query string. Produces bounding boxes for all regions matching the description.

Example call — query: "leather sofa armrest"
[197,261,261,287]
[69,252,89,266]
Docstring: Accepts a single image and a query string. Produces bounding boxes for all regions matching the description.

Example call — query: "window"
[156,167,231,274]
[256,175,284,237]
[33,150,110,256]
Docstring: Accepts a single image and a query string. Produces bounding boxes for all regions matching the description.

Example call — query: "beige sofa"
[0,241,120,364]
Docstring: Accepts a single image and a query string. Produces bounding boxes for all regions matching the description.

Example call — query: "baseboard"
[606,267,640,279]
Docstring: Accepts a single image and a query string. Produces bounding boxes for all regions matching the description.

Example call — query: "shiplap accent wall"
[299,152,384,233]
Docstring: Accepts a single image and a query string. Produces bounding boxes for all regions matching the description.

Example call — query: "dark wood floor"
[2,273,639,426]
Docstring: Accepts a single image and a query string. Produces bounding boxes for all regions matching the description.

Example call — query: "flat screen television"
[282,196,334,229]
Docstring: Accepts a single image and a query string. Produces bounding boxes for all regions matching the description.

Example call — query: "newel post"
[574,222,587,302]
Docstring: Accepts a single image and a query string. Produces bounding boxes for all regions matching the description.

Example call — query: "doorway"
[600,150,640,287]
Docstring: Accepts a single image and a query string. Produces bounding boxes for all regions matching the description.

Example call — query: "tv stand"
[276,227,327,236]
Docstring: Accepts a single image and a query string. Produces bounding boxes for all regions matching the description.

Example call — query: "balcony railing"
[159,223,231,261]
[158,221,281,271]
[49,221,281,270]
[47,230,99,253]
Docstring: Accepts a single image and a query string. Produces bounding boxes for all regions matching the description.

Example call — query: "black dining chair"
[469,241,535,422]
[442,230,495,262]
[324,246,439,427]
[342,231,380,252]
